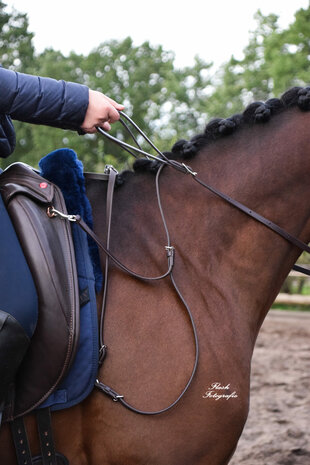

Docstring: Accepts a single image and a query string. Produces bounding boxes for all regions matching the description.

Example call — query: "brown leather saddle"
[0,162,80,421]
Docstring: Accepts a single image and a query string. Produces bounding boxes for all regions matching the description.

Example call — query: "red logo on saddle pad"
[39,182,48,189]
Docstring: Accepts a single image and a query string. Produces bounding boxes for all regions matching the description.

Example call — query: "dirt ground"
[230,310,310,465]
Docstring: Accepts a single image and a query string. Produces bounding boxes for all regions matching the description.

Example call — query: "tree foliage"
[1,2,310,171]
[210,7,310,114]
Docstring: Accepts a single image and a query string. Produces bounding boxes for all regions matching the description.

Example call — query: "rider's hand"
[81,90,124,133]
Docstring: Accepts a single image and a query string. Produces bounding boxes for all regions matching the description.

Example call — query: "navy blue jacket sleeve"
[0,68,89,131]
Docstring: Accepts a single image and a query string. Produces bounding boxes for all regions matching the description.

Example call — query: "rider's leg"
[0,193,38,421]
[0,311,30,416]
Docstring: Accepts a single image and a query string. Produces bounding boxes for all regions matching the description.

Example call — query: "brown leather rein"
[48,112,310,415]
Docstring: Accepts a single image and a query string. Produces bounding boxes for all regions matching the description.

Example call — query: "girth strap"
[11,409,67,465]
[36,408,57,465]
[32,453,69,465]
[11,416,33,465]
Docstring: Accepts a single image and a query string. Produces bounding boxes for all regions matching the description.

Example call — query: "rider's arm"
[0,67,124,132]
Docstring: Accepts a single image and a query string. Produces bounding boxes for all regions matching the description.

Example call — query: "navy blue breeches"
[0,192,38,338]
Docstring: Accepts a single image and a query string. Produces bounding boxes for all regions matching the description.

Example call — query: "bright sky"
[6,0,310,69]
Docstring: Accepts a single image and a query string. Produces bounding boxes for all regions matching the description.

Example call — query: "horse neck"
[168,108,310,338]
[88,108,310,349]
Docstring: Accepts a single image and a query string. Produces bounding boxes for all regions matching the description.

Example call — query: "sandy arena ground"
[230,310,310,465]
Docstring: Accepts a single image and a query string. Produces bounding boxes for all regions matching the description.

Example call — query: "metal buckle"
[46,206,77,222]
[104,164,119,175]
[165,245,175,257]
[99,344,108,365]
[95,380,124,402]
[182,163,197,176]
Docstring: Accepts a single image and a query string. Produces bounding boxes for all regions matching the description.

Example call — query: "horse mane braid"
[133,85,310,174]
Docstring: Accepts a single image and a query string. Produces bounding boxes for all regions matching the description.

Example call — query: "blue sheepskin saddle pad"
[37,148,102,411]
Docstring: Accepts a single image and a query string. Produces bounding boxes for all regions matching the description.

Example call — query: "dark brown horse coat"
[1,89,310,464]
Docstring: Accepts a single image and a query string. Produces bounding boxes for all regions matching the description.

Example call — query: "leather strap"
[76,216,175,281]
[47,191,197,415]
[32,453,69,465]
[10,416,33,465]
[193,175,310,275]
[99,165,118,364]
[49,113,310,415]
[194,175,310,255]
[36,408,57,465]
[95,265,199,415]
[45,163,199,415]
[78,165,199,415]
[98,113,310,276]
[292,264,310,275]
[52,151,310,415]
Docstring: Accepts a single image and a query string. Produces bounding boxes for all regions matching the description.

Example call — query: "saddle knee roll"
[0,310,30,405]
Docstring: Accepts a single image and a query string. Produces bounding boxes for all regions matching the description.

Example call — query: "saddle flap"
[0,163,80,420]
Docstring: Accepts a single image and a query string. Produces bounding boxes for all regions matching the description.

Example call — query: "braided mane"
[132,86,310,175]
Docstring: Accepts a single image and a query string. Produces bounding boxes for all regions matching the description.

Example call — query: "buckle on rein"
[95,379,124,402]
[182,163,197,176]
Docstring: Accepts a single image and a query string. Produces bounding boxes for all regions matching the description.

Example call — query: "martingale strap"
[47,112,310,415]
[48,164,199,415]
[80,165,199,414]
[98,165,118,364]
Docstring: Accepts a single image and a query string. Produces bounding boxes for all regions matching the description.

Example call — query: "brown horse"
[1,87,310,464]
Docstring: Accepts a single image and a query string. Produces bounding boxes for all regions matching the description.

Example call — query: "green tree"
[264,6,310,94]
[207,6,310,118]
[206,10,280,118]
[1,20,213,171]
[67,38,212,167]
[0,1,37,168]
[3,3,310,172]
[0,1,35,72]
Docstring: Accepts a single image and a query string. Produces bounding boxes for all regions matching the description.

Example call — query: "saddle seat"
[0,162,80,421]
